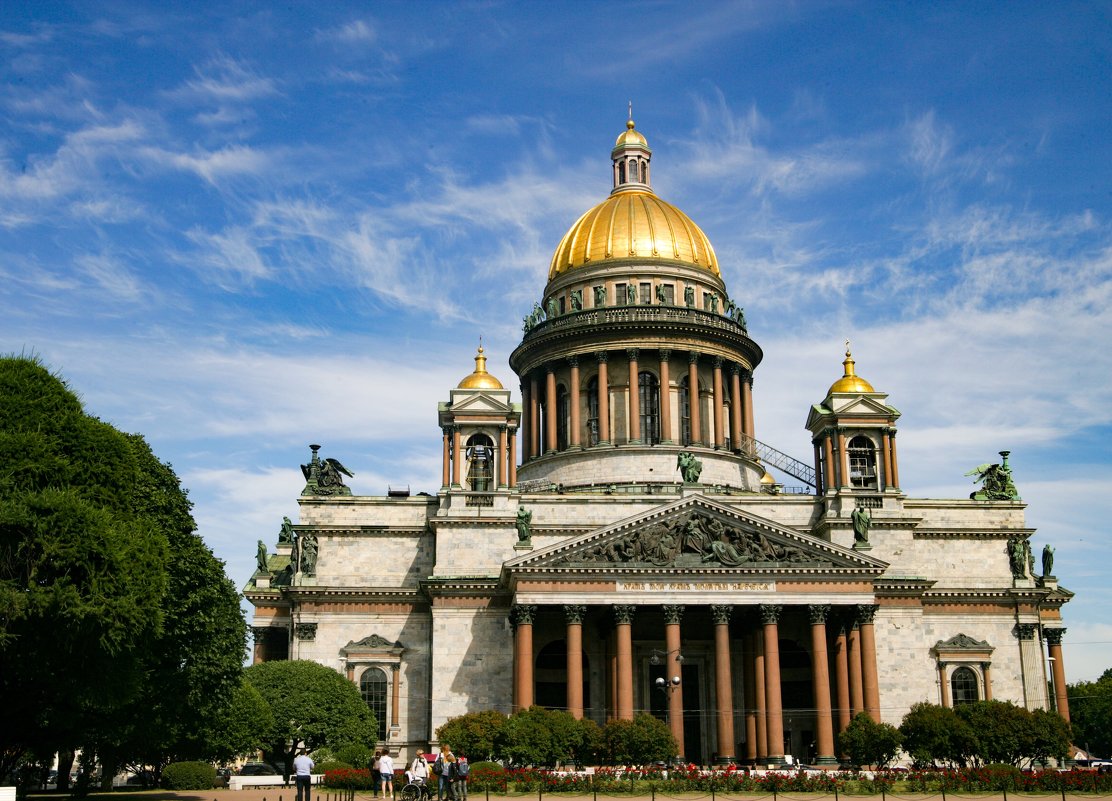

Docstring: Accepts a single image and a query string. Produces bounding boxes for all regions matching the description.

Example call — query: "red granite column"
[882,429,894,490]
[614,605,636,720]
[890,430,900,489]
[712,605,736,763]
[982,661,993,701]
[858,605,882,722]
[848,623,863,716]
[938,663,950,707]
[597,352,611,445]
[628,349,641,444]
[659,350,673,443]
[498,425,508,488]
[451,426,462,487]
[730,365,743,452]
[837,428,850,489]
[744,630,758,763]
[761,604,785,763]
[520,382,531,461]
[662,605,686,757]
[568,356,581,448]
[1046,629,1070,721]
[712,357,725,449]
[823,432,836,493]
[441,427,451,488]
[809,604,836,764]
[529,376,540,458]
[391,664,401,727]
[742,371,755,453]
[512,605,536,712]
[755,629,768,759]
[508,429,517,487]
[545,367,557,454]
[833,621,851,734]
[565,605,586,719]
[687,353,701,445]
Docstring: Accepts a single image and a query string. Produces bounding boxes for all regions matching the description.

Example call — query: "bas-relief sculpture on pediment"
[547,510,837,569]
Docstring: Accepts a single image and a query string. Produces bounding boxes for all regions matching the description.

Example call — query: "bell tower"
[438,344,521,494]
[806,345,901,498]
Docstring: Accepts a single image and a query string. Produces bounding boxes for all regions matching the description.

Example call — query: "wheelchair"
[401,777,432,801]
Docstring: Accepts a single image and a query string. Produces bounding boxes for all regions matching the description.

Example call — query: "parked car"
[238,763,279,776]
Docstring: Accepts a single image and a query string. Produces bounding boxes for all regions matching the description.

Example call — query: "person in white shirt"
[293,750,315,801]
[410,755,429,797]
[378,751,395,799]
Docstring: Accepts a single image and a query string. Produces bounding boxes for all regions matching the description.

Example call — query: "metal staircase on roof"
[738,434,817,488]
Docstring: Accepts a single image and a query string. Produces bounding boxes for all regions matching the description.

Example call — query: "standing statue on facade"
[279,515,295,543]
[299,533,318,576]
[965,451,1020,500]
[1007,536,1031,578]
[546,297,558,318]
[516,506,532,543]
[255,540,270,574]
[1042,544,1055,576]
[655,284,668,305]
[626,283,637,305]
[684,285,695,307]
[570,289,582,311]
[594,285,607,307]
[676,451,703,483]
[851,505,871,544]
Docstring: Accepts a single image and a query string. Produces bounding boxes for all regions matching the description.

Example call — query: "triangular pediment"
[831,395,896,417]
[506,495,886,573]
[448,391,512,415]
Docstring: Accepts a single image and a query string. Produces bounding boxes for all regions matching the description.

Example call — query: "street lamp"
[650,648,684,666]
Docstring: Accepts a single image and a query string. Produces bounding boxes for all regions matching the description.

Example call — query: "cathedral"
[246,119,1072,767]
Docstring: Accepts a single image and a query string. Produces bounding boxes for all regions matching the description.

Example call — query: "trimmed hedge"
[162,761,217,790]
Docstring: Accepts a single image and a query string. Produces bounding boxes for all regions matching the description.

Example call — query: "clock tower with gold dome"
[246,118,1073,771]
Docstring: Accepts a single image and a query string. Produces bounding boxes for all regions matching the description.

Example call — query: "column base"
[712,756,737,766]
[814,756,840,767]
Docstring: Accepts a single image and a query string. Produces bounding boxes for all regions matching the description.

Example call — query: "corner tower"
[510,119,763,490]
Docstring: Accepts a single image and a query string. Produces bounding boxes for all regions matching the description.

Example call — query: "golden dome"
[760,469,777,485]
[827,345,875,395]
[614,118,648,148]
[458,345,504,390]
[549,190,720,279]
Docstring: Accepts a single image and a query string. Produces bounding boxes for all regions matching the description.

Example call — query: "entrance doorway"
[649,662,703,764]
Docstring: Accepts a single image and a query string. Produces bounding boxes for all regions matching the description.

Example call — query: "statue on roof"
[965,451,1020,500]
[676,451,703,484]
[255,540,269,574]
[1007,535,1031,578]
[279,516,295,543]
[1042,543,1055,577]
[684,285,695,307]
[851,505,871,545]
[301,444,354,496]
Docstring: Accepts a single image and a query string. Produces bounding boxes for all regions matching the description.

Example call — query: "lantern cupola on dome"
[458,344,504,390]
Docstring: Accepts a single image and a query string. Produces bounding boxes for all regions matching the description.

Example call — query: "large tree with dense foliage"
[494,707,587,767]
[0,357,170,778]
[836,712,902,769]
[600,714,677,766]
[436,710,507,762]
[900,702,977,767]
[245,659,378,773]
[955,700,1039,766]
[0,356,246,783]
[1068,669,1112,759]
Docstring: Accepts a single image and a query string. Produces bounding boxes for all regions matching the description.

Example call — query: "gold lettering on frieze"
[617,580,774,592]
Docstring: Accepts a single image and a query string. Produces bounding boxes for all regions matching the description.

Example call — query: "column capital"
[730,363,742,377]
[613,604,637,625]
[596,350,609,364]
[512,604,538,626]
[809,603,832,625]
[391,663,401,674]
[713,356,724,369]
[855,604,878,625]
[564,604,587,625]
[662,604,685,625]
[567,355,579,368]
[1044,627,1067,645]
[499,424,508,432]
[626,347,640,360]
[710,604,733,625]
[251,625,273,642]
[688,351,700,365]
[1016,623,1038,641]
[659,348,672,362]
[758,603,783,625]
[545,363,555,375]
[295,622,317,641]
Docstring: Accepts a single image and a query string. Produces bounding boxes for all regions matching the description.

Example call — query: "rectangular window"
[661,284,674,305]
[639,283,652,304]
[615,283,628,305]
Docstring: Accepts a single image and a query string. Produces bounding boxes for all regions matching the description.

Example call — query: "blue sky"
[2,2,1110,682]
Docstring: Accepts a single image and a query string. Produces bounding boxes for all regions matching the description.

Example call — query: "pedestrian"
[410,753,429,797]
[373,750,382,791]
[293,749,315,801]
[433,744,455,801]
[379,750,395,799]
[454,754,469,800]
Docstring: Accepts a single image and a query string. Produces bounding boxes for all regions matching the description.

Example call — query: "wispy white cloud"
[317,19,378,45]
[140,143,272,184]
[171,55,279,104]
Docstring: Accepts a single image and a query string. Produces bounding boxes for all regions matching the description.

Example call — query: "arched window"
[359,667,389,740]
[639,371,660,444]
[587,377,599,446]
[556,385,569,451]
[679,376,692,446]
[465,434,494,492]
[950,666,979,705]
[618,161,626,184]
[848,435,878,489]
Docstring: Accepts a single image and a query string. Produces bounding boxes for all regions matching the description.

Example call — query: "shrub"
[334,745,373,770]
[317,760,354,774]
[162,761,217,790]
[322,767,376,790]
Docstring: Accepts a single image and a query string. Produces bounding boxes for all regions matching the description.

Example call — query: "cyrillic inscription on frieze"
[618,580,774,592]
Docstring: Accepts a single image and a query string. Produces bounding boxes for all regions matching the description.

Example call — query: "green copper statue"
[516,506,532,543]
[255,540,269,574]
[965,451,1020,500]
[677,451,703,483]
[1042,544,1055,576]
[851,505,871,544]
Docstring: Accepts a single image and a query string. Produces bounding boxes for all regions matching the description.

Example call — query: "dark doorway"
[535,639,589,711]
[649,662,703,764]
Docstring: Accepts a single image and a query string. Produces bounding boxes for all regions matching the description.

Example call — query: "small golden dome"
[549,190,720,279]
[614,118,648,148]
[760,469,777,485]
[458,345,504,390]
[828,345,875,394]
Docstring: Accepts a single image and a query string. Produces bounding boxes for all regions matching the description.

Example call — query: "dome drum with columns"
[245,118,1074,771]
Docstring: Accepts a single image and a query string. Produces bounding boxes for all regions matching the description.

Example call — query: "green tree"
[436,710,507,762]
[900,702,976,767]
[601,714,678,766]
[496,707,583,767]
[1068,668,1112,759]
[245,660,378,773]
[836,712,902,769]
[955,700,1030,766]
[198,676,275,762]
[0,356,171,779]
[1023,708,1072,767]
